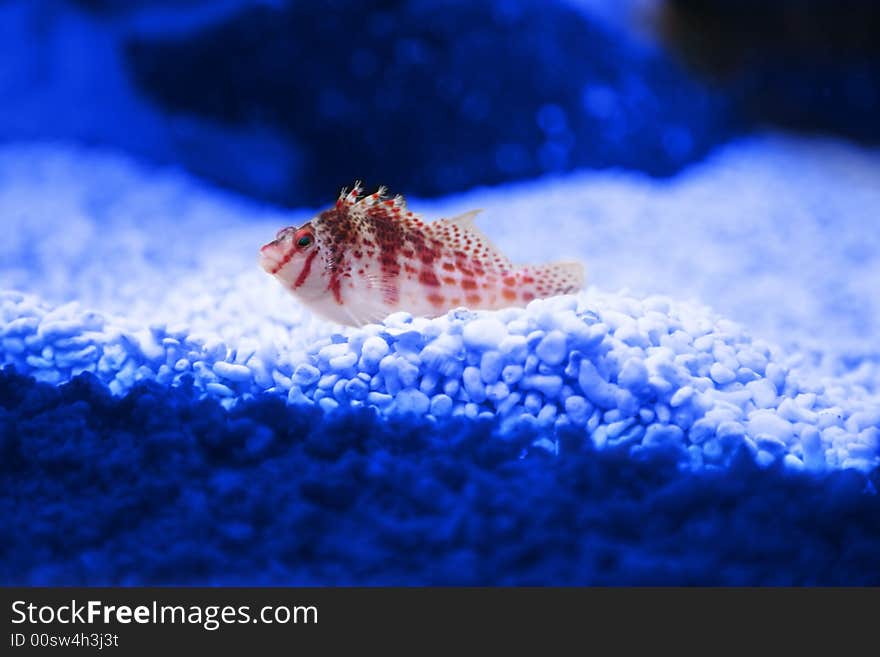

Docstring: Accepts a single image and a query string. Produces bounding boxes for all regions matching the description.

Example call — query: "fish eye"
[296,232,313,249]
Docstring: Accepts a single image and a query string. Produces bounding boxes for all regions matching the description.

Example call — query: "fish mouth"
[259,240,287,274]
[260,226,298,273]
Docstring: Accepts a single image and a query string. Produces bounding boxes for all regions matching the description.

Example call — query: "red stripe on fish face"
[329,276,343,304]
[292,248,319,289]
[268,249,294,275]
[260,239,295,275]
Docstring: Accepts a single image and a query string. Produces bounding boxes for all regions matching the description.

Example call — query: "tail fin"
[535,261,585,295]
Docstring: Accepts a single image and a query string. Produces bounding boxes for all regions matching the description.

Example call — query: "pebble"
[777,398,817,424]
[329,351,358,372]
[429,394,453,417]
[344,377,369,401]
[755,450,776,468]
[443,378,460,398]
[746,379,778,409]
[394,389,430,415]
[703,438,723,462]
[397,359,420,388]
[213,361,253,383]
[521,374,563,399]
[737,349,767,373]
[317,373,339,390]
[318,397,339,413]
[205,382,234,397]
[419,372,439,395]
[332,378,349,401]
[366,392,393,407]
[564,396,591,426]
[486,381,510,403]
[748,410,795,443]
[479,350,505,384]
[535,330,568,366]
[716,421,745,441]
[498,335,529,363]
[578,360,617,409]
[669,385,694,408]
[524,393,542,415]
[617,358,648,391]
[537,404,557,426]
[709,363,736,385]
[643,424,684,447]
[419,334,463,377]
[655,404,671,424]
[26,355,52,369]
[292,363,321,387]
[800,426,825,471]
[607,418,635,439]
[462,366,486,403]
[501,364,523,385]
[765,362,787,390]
[462,318,507,351]
[360,336,390,371]
[496,392,522,416]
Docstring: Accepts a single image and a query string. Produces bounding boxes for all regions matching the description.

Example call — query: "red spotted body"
[259,182,584,326]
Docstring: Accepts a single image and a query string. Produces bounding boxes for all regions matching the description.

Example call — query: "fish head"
[259,220,326,300]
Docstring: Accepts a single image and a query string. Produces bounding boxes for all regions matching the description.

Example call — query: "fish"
[259,182,584,327]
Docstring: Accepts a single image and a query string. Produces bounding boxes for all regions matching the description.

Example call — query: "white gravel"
[1,135,879,472]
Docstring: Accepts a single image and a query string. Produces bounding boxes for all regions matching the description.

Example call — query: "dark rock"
[124,0,736,205]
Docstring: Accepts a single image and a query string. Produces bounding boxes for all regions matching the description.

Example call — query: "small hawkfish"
[259,182,585,326]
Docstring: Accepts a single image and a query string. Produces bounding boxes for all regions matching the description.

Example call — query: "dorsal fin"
[340,182,411,221]
[432,209,511,266]
[337,180,364,208]
[444,209,483,231]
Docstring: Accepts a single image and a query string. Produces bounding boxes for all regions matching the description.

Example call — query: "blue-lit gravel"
[2,137,879,474]
[3,285,878,473]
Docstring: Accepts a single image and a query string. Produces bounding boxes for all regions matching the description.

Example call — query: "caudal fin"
[533,261,585,295]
